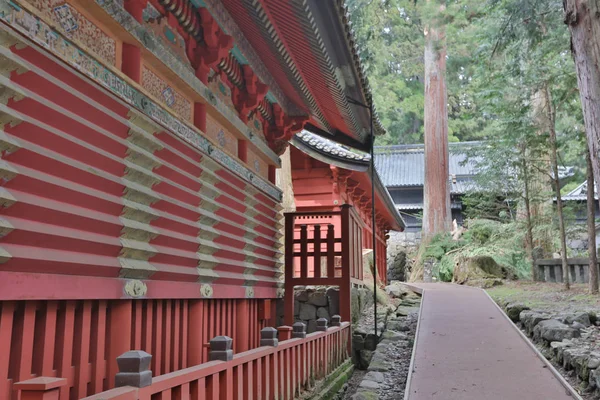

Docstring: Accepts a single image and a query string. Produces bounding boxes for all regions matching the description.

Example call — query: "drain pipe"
[369,103,378,338]
[346,97,378,337]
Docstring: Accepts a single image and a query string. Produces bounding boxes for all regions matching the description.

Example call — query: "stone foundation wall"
[276,286,373,333]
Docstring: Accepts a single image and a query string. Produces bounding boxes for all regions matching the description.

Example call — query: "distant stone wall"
[387,231,421,257]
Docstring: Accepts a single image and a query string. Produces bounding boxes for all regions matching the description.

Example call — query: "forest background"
[348,0,595,284]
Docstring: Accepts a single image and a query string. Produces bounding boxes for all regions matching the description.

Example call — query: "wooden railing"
[14,319,351,400]
[535,258,598,283]
[284,205,363,325]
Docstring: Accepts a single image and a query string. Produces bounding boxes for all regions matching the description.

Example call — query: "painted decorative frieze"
[93,0,280,166]
[21,0,117,66]
[0,2,282,201]
[142,64,192,122]
[247,113,266,143]
[142,3,189,65]
[207,70,234,111]
[205,113,237,156]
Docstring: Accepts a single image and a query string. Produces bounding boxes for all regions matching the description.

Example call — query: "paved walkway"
[405,283,578,400]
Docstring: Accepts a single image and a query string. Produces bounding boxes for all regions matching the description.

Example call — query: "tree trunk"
[423,3,451,237]
[545,88,570,290]
[521,155,536,280]
[586,144,598,293]
[564,0,600,195]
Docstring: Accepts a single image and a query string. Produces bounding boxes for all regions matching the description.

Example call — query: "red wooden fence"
[284,205,363,325]
[13,321,351,400]
[0,299,270,400]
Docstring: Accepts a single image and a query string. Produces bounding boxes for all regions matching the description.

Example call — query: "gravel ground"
[377,312,417,399]
[336,302,419,399]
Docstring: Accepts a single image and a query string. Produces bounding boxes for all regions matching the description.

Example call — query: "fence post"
[13,377,67,400]
[260,327,279,347]
[292,322,307,339]
[277,326,293,341]
[115,350,153,388]
[316,318,328,332]
[331,315,341,327]
[209,336,233,361]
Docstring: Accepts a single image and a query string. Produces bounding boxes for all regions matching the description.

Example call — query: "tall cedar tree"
[563,1,600,196]
[423,2,451,236]
[586,144,598,293]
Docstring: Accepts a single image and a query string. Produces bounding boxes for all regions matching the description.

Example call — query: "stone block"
[364,371,384,383]
[364,333,378,351]
[308,290,328,307]
[115,371,152,388]
[533,319,580,343]
[295,290,309,302]
[353,334,365,351]
[505,303,530,323]
[317,307,330,320]
[209,336,233,361]
[298,303,317,320]
[316,317,328,332]
[292,322,307,338]
[116,350,152,373]
[331,315,342,327]
[359,380,380,390]
[115,350,152,388]
[307,319,317,333]
[260,327,278,347]
[327,287,340,316]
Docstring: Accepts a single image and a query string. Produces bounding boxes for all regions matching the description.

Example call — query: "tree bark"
[564,0,600,195]
[521,155,536,280]
[586,144,598,293]
[423,3,451,237]
[544,88,570,290]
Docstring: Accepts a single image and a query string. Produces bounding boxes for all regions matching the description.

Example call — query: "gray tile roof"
[374,142,480,192]
[562,181,598,201]
[295,131,371,164]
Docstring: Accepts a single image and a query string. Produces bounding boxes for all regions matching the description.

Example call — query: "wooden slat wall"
[0,298,267,400]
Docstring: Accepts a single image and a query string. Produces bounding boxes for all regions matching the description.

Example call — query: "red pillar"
[238,140,248,163]
[268,165,276,184]
[107,301,132,387]
[284,213,295,326]
[124,0,146,23]
[188,300,204,366]
[235,300,249,353]
[121,43,142,83]
[194,103,207,132]
[339,205,352,324]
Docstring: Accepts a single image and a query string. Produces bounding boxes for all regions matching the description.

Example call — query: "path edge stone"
[401,284,425,400]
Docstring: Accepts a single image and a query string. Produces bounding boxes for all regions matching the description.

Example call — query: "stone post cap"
[292,322,306,332]
[261,327,278,339]
[209,336,233,351]
[116,350,152,373]
[316,318,328,331]
[331,315,342,326]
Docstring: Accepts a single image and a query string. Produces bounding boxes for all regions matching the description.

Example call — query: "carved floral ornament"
[200,283,214,298]
[125,0,308,156]
[124,279,148,298]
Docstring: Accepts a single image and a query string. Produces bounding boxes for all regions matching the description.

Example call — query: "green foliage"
[422,233,464,260]
[422,219,540,282]
[347,0,488,144]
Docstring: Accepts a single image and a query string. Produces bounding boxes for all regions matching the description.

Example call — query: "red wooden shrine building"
[284,131,404,325]
[0,0,401,398]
